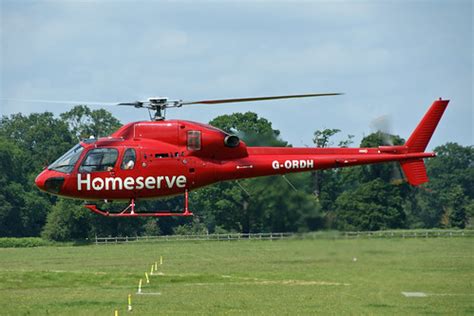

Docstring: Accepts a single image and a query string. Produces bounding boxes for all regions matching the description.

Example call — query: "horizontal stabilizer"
[400,159,429,186]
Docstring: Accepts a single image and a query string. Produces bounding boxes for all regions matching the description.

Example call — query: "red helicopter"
[34,93,449,217]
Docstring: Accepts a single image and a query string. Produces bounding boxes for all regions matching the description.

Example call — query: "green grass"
[0,238,472,315]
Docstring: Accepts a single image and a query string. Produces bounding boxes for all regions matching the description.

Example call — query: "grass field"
[0,237,473,315]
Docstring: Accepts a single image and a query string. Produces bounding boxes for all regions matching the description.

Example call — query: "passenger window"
[187,130,201,151]
[79,148,118,172]
[121,148,136,170]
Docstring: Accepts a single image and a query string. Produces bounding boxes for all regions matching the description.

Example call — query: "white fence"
[94,230,473,245]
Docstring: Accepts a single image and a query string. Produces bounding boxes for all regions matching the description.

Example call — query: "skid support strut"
[85,190,193,217]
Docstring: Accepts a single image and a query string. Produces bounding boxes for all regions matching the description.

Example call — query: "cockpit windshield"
[48,144,84,173]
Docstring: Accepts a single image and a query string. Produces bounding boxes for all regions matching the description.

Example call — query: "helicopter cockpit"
[36,136,139,196]
[48,143,84,173]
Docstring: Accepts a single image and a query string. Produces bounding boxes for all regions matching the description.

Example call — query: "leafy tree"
[313,128,341,148]
[173,219,208,235]
[0,137,51,236]
[312,129,340,199]
[209,112,287,146]
[447,186,468,229]
[60,105,122,140]
[41,199,92,241]
[411,143,473,228]
[0,112,75,171]
[425,143,473,198]
[358,132,405,183]
[311,129,353,202]
[333,179,406,230]
[143,219,162,236]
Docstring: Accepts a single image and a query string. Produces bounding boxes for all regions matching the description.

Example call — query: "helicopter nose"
[35,170,65,194]
[35,171,47,191]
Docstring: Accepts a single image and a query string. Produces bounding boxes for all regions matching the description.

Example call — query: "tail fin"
[401,159,429,186]
[405,99,449,153]
[401,99,449,185]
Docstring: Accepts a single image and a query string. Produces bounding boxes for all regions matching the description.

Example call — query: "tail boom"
[219,99,448,186]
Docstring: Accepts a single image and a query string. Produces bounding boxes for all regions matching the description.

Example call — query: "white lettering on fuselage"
[77,174,187,191]
[272,159,314,170]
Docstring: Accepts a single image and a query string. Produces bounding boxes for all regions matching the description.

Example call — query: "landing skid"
[84,190,193,217]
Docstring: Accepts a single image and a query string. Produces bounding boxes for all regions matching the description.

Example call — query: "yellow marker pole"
[154,261,158,271]
[128,294,132,312]
[160,256,163,265]
[115,310,119,316]
[138,279,142,294]
[150,264,154,275]
[145,272,150,284]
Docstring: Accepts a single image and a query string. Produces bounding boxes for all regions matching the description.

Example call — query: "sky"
[1,0,472,149]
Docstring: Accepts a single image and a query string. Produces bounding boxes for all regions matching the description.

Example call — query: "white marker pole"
[137,279,142,294]
[128,294,132,312]
[145,272,150,284]
[150,264,154,275]
[155,261,158,271]
[160,256,163,265]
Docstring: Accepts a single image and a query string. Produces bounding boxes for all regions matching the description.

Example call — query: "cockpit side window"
[48,144,84,173]
[121,148,136,170]
[187,130,201,151]
[79,148,118,173]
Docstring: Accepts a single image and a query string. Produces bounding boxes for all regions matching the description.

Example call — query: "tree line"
[0,106,472,240]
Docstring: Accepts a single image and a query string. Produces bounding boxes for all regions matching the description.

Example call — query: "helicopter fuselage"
[35,98,449,202]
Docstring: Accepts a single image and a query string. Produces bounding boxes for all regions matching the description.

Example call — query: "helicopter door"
[77,148,120,194]
[120,148,137,172]
[117,148,139,194]
[184,130,202,188]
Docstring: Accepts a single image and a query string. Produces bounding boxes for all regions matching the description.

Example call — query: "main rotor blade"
[1,98,118,106]
[181,93,343,105]
[117,101,144,108]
